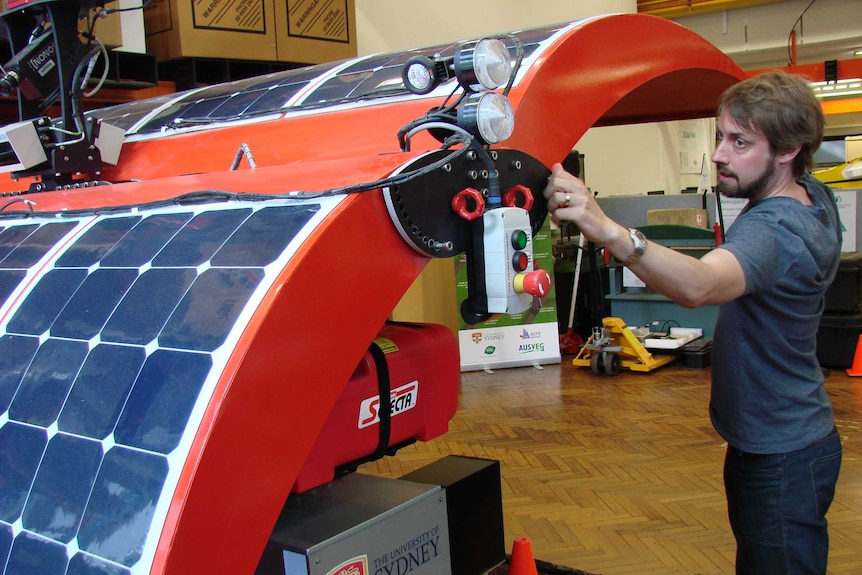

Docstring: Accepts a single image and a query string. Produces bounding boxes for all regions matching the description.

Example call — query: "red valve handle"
[514,269,552,298]
[451,188,486,221]
[503,184,534,212]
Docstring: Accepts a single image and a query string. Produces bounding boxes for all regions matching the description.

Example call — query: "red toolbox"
[292,322,460,492]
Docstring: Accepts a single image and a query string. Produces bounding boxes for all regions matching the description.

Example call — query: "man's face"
[711,110,777,201]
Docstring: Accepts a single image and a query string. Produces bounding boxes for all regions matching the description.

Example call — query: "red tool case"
[292,322,460,492]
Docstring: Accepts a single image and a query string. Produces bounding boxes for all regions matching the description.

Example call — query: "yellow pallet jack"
[573,317,677,375]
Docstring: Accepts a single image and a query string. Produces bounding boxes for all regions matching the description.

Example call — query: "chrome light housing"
[457,91,515,144]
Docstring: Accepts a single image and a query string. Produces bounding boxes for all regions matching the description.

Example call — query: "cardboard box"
[89,8,124,48]
[647,208,708,228]
[274,0,356,64]
[144,0,278,61]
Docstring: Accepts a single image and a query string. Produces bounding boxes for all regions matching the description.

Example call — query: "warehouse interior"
[0,1,861,574]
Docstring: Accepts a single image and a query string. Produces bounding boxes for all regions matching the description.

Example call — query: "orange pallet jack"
[573,317,677,375]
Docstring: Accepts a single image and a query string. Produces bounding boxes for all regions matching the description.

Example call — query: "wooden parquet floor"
[359,361,862,575]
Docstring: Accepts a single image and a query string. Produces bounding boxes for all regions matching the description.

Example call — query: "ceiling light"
[810,78,862,98]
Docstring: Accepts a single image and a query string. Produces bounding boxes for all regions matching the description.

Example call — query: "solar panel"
[0,196,342,575]
[86,24,561,138]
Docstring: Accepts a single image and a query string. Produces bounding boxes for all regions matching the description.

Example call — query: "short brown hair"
[717,72,824,177]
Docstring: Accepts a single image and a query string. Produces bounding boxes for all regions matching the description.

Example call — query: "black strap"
[368,341,391,460]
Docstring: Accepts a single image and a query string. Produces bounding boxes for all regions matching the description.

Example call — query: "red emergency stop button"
[514,269,551,298]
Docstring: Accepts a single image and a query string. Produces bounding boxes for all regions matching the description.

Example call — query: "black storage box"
[676,338,712,368]
[401,456,505,575]
[817,312,862,369]
[825,252,862,313]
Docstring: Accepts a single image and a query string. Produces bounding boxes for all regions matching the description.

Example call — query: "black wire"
[0,135,474,219]
[787,0,817,65]
[106,0,155,13]
[1,198,34,212]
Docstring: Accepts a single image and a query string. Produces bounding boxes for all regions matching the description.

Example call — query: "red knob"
[451,188,485,221]
[503,184,533,211]
[515,269,551,298]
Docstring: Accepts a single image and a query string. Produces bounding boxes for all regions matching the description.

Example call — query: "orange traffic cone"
[847,334,862,377]
[508,536,538,575]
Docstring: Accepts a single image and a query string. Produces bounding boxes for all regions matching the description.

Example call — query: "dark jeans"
[724,428,842,575]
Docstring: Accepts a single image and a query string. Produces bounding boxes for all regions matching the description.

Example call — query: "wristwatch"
[621,228,647,266]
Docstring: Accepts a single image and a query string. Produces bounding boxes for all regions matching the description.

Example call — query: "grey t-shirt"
[710,174,842,454]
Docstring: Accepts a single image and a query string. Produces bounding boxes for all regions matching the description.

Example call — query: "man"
[543,72,842,574]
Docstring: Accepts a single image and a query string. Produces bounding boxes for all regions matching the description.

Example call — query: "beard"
[716,158,775,200]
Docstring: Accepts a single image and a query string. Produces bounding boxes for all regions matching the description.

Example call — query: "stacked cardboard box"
[144,0,355,64]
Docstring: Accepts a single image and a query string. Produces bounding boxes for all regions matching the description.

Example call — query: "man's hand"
[542,162,624,246]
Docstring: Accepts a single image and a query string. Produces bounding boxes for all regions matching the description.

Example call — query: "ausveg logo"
[519,342,545,354]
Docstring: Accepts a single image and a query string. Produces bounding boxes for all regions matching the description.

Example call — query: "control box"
[481,207,546,314]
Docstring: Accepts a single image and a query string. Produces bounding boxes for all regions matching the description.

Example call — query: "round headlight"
[457,92,515,144]
[455,38,512,91]
[402,56,441,95]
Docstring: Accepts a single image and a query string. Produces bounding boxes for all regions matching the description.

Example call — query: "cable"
[70,45,103,140]
[1,198,35,212]
[83,36,109,98]
[0,135,474,219]
[787,0,817,65]
[496,34,524,97]
[396,106,461,151]
[402,121,473,152]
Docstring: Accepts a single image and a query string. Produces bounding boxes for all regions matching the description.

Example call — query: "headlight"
[454,38,512,91]
[457,92,515,144]
[402,56,445,95]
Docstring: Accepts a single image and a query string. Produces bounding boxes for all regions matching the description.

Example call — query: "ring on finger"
[562,192,571,208]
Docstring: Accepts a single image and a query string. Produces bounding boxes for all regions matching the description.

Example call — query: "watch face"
[630,229,646,251]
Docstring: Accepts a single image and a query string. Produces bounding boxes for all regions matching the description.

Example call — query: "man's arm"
[543,163,746,308]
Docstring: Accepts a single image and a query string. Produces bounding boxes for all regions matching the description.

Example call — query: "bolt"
[511,160,522,169]
[432,241,454,252]
[467,170,478,180]
[466,150,477,161]
[440,163,452,173]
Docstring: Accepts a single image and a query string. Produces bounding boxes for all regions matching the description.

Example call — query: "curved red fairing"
[0,13,746,575]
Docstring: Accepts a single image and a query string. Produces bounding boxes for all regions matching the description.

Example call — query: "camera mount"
[0,0,119,187]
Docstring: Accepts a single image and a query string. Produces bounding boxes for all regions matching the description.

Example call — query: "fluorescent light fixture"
[810,78,862,99]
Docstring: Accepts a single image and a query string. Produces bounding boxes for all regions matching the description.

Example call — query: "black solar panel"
[0,198,332,575]
[86,23,562,137]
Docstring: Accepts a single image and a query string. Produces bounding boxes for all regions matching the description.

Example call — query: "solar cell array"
[89,24,560,137]
[0,197,339,575]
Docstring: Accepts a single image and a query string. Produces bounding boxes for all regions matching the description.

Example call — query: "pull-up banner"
[456,221,561,372]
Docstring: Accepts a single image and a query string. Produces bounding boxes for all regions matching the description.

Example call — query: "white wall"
[354,0,636,55]
[574,119,715,197]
